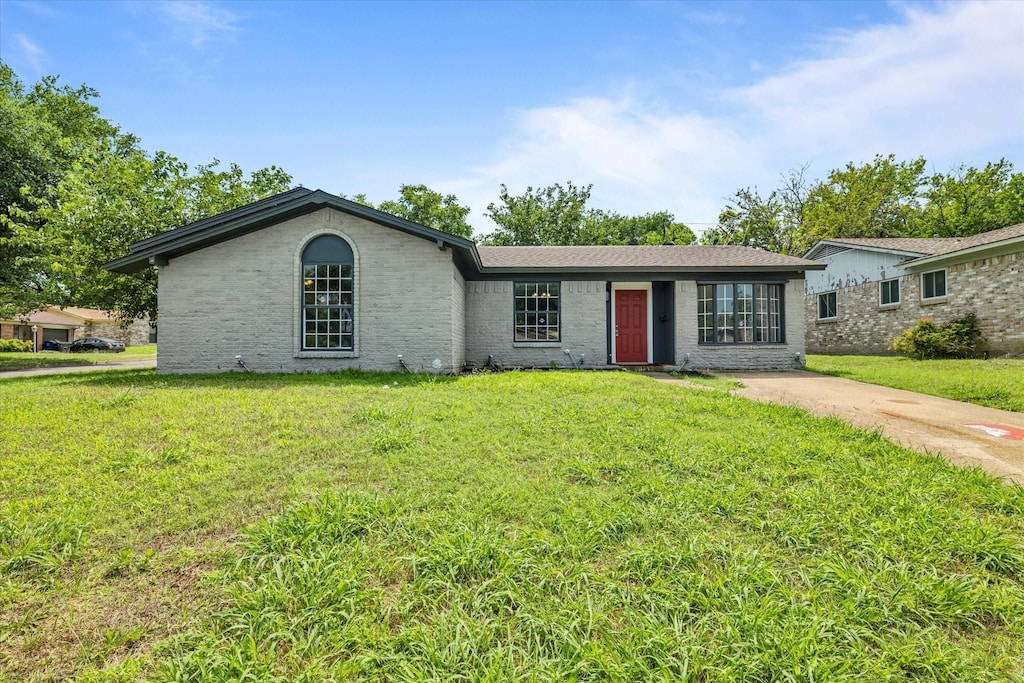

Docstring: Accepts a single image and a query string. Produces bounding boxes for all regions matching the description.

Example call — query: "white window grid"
[302,263,354,350]
[514,282,560,342]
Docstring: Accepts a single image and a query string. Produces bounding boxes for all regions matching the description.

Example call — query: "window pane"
[716,284,734,342]
[514,281,560,342]
[736,284,753,343]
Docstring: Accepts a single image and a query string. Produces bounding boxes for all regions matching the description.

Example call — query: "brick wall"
[157,208,461,374]
[79,319,151,346]
[465,280,607,368]
[806,251,1023,355]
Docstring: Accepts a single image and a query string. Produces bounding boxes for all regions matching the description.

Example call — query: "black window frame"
[301,235,355,351]
[697,282,784,345]
[879,278,900,306]
[817,291,838,320]
[514,281,561,342]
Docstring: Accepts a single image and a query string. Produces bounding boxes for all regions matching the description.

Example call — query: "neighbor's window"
[698,283,782,344]
[921,269,947,300]
[301,235,354,350]
[817,291,837,320]
[515,282,560,342]
[879,278,900,306]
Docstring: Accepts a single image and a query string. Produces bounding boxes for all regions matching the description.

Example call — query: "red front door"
[615,289,648,363]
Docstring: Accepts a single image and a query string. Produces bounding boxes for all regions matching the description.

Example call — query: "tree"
[0,63,292,322]
[702,166,810,255]
[480,182,593,245]
[802,155,926,244]
[920,160,1024,237]
[374,184,472,238]
[582,209,695,246]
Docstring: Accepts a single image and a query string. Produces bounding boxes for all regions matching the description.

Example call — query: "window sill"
[878,304,900,311]
[295,350,357,359]
[816,317,838,324]
[513,341,561,348]
[921,297,948,306]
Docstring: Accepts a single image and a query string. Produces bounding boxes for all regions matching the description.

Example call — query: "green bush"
[0,339,33,352]
[891,313,985,359]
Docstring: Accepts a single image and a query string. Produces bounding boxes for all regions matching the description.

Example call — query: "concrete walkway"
[0,358,156,379]
[670,370,1024,484]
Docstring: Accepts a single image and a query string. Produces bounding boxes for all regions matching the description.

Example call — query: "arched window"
[301,235,354,350]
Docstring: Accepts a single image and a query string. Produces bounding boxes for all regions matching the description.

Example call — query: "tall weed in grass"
[2,370,1022,681]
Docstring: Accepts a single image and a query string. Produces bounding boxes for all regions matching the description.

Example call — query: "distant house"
[803,224,1024,355]
[106,188,824,374]
[0,307,152,349]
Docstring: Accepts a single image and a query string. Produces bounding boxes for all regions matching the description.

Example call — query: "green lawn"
[807,355,1024,413]
[1,370,1022,682]
[0,344,157,371]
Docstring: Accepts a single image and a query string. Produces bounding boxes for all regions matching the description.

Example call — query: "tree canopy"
[480,182,694,247]
[702,155,1024,255]
[0,63,291,321]
[349,184,472,239]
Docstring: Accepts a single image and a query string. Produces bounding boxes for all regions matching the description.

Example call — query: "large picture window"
[698,283,782,344]
[515,282,560,342]
[921,269,947,300]
[301,235,354,350]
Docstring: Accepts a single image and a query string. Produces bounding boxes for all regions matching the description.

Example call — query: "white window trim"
[293,227,360,359]
[920,268,948,302]
[611,282,653,364]
[817,291,838,321]
[878,278,901,307]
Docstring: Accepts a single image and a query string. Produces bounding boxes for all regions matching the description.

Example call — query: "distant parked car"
[70,337,126,353]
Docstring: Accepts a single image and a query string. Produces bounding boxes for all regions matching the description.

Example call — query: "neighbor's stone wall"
[806,251,1024,355]
[464,280,607,368]
[157,208,460,374]
[78,318,151,346]
[676,278,807,370]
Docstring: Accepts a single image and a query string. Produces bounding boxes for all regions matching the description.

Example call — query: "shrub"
[891,313,985,359]
[0,339,33,352]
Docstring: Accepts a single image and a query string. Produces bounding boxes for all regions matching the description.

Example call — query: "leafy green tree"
[0,63,291,322]
[481,182,593,246]
[375,184,472,238]
[802,155,926,244]
[702,166,810,255]
[582,209,694,245]
[920,160,1024,237]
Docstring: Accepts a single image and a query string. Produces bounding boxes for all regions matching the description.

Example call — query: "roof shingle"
[476,245,822,270]
[817,223,1024,257]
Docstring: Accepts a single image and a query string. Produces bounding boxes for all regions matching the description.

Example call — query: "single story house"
[804,223,1024,355]
[0,306,152,348]
[106,188,824,374]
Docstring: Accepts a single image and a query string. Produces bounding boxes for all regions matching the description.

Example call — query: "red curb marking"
[964,424,1024,441]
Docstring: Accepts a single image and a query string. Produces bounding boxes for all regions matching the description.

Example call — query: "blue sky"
[2,0,1022,235]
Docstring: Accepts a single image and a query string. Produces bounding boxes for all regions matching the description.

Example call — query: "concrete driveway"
[715,371,1024,484]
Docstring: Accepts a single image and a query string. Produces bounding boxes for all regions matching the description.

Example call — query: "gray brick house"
[107,188,823,374]
[804,224,1024,355]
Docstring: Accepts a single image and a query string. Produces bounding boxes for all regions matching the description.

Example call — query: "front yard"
[806,355,1024,413]
[1,370,1021,681]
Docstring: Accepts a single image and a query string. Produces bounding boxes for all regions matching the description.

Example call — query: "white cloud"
[447,1,1024,235]
[12,33,46,73]
[733,1,1024,160]
[154,0,239,48]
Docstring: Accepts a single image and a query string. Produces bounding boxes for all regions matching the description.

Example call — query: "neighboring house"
[106,188,824,374]
[804,223,1024,355]
[0,307,153,349]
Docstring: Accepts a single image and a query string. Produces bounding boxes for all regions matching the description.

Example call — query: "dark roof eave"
[476,263,825,275]
[105,189,477,274]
